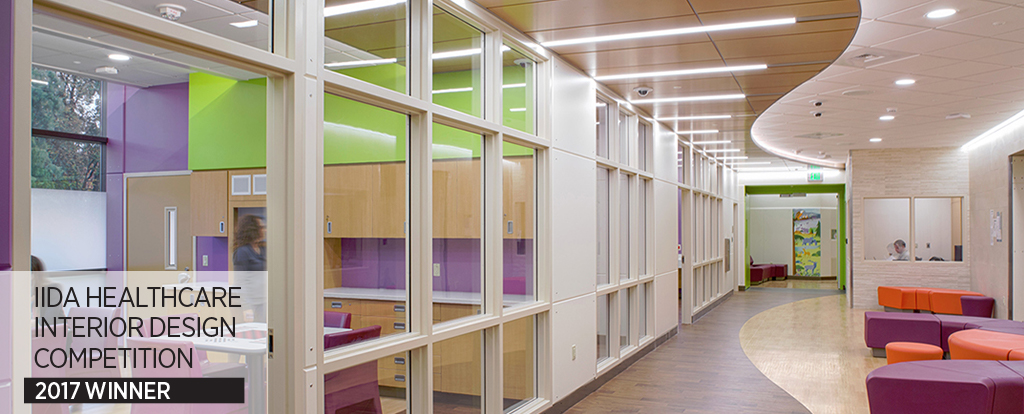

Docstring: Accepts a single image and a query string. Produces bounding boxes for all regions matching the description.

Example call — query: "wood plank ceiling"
[475,0,861,160]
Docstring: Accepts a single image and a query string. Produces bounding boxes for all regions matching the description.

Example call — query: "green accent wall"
[188,73,267,170]
[189,70,534,171]
[743,184,848,290]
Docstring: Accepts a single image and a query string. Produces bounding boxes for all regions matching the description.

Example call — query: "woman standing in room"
[233,215,267,323]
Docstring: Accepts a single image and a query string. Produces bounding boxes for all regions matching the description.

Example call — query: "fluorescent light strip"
[502,83,526,89]
[962,107,1024,151]
[692,140,732,145]
[676,129,718,134]
[230,20,259,28]
[432,87,473,94]
[325,0,404,17]
[433,48,481,60]
[31,79,48,85]
[657,115,732,121]
[705,149,740,153]
[718,156,748,160]
[325,57,397,68]
[595,64,766,81]
[509,108,526,112]
[633,94,745,104]
[542,18,795,47]
[728,162,771,166]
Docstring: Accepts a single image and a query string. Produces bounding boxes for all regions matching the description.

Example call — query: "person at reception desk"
[233,215,267,322]
[891,239,910,261]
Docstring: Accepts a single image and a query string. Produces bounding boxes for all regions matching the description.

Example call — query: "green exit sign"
[807,171,823,182]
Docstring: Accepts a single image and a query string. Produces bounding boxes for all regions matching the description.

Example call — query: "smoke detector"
[946,113,971,120]
[95,66,119,75]
[156,3,186,21]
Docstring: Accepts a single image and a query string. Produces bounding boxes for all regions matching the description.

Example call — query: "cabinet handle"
[394,305,405,312]
[219,221,225,234]
[394,357,405,365]
[331,302,342,308]
[327,221,332,234]
[395,375,406,382]
[394,322,406,330]
[507,220,514,234]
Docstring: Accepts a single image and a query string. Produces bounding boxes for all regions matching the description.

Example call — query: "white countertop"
[324,287,533,306]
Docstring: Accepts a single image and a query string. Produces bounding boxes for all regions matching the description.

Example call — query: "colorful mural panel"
[793,209,822,277]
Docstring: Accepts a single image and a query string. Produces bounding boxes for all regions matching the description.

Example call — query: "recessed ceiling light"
[870,138,882,143]
[594,64,766,81]
[895,79,916,86]
[692,140,733,145]
[108,54,131,61]
[656,115,732,121]
[230,20,259,28]
[324,0,404,17]
[926,8,957,19]
[542,18,795,47]
[675,129,719,134]
[632,94,745,104]
[879,115,895,121]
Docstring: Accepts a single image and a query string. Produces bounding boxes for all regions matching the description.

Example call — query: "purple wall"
[0,0,13,271]
[332,238,534,295]
[196,236,229,273]
[104,82,189,270]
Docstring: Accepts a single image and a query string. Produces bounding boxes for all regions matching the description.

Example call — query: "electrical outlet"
[572,344,576,360]
[433,263,441,277]
[202,255,208,266]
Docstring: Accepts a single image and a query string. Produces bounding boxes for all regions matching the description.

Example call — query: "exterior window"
[597,167,611,286]
[597,294,610,363]
[620,289,630,350]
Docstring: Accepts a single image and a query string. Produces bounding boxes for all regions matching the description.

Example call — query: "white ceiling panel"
[937,6,1024,36]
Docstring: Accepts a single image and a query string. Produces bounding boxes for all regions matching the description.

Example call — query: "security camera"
[811,100,824,107]
[634,86,653,97]
[513,58,532,69]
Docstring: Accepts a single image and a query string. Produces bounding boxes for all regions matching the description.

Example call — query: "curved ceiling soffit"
[749,8,863,170]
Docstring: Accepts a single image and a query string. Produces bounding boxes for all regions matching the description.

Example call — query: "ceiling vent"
[836,48,915,69]
[794,132,844,139]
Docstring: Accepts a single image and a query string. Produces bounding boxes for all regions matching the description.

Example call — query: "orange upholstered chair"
[885,342,943,364]
[1009,349,1024,361]
[878,287,917,310]
[949,329,1024,360]
[914,289,936,312]
[929,290,985,315]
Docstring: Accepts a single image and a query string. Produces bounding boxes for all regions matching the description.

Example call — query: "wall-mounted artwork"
[793,209,821,277]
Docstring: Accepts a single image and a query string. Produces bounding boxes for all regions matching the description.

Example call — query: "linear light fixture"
[433,48,481,60]
[962,107,1024,151]
[324,0,404,17]
[632,94,745,104]
[692,140,732,145]
[594,64,766,81]
[432,87,473,94]
[718,156,749,160]
[657,115,732,121]
[325,57,397,68]
[541,18,796,47]
[729,162,772,166]
[509,108,527,112]
[675,129,719,134]
[502,83,526,89]
[230,20,259,28]
[31,79,48,85]
[705,149,740,153]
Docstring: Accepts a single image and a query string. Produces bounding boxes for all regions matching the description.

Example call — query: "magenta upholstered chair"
[323,326,383,414]
[144,313,248,379]
[961,296,995,318]
[66,307,122,378]
[324,311,352,329]
[126,337,247,414]
[32,324,70,414]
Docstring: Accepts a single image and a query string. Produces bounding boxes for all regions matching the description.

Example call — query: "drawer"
[359,315,406,335]
[324,299,360,314]
[359,300,406,317]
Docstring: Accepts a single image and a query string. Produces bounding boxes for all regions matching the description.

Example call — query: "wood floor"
[758,279,839,290]
[740,294,885,414]
[566,288,841,414]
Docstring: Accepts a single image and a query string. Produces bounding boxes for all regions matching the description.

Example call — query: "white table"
[157,323,350,413]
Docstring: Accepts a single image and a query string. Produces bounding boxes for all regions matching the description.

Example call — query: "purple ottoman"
[866,360,1024,414]
[935,315,996,352]
[865,312,941,357]
[965,319,1024,330]
[961,296,995,318]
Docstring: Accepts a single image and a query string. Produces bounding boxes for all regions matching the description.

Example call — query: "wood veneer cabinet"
[190,170,229,237]
[324,162,406,239]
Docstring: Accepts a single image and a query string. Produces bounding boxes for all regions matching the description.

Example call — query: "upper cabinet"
[190,170,228,237]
